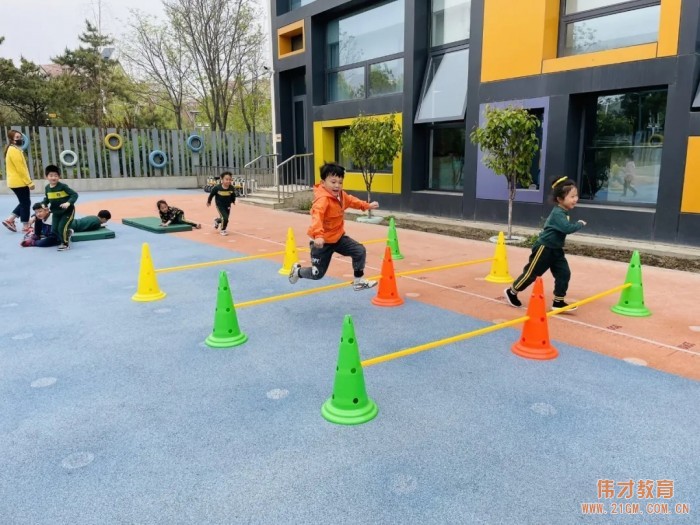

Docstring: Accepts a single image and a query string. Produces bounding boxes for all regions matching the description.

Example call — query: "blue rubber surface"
[1,191,698,525]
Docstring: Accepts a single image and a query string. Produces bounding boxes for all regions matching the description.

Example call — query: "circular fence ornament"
[186,134,204,153]
[59,149,78,167]
[104,133,124,151]
[148,150,168,169]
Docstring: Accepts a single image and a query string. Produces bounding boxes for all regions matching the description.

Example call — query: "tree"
[164,0,263,131]
[340,113,403,218]
[53,21,128,127]
[1,59,52,126]
[121,12,194,129]
[470,105,540,239]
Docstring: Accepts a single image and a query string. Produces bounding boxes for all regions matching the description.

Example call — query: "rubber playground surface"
[1,189,699,525]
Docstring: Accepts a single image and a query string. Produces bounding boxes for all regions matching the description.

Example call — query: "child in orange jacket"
[289,163,379,291]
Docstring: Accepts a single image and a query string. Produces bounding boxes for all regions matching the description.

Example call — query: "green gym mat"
[71,228,116,242]
[121,217,192,233]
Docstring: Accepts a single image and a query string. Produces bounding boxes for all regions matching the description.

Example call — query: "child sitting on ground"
[21,203,60,247]
[72,210,111,233]
[157,200,201,229]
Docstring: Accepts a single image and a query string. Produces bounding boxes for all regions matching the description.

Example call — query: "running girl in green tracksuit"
[504,177,587,312]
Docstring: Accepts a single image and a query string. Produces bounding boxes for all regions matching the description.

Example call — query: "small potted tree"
[470,105,540,240]
[340,113,402,223]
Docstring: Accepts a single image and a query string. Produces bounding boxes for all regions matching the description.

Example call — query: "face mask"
[14,137,23,146]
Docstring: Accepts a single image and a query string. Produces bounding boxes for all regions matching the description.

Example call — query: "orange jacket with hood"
[307,182,371,243]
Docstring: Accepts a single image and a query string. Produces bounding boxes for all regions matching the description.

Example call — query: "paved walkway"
[1,189,698,524]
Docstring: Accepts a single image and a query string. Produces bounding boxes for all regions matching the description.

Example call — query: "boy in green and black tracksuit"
[206,171,236,236]
[41,164,78,251]
[72,210,111,233]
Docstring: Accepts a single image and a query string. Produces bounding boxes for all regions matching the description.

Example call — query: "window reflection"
[369,59,404,96]
[580,89,666,205]
[563,5,660,56]
[432,0,471,47]
[327,68,365,102]
[429,127,466,191]
[416,48,469,122]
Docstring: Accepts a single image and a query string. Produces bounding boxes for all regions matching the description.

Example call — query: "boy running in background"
[157,200,202,229]
[206,171,236,236]
[41,165,77,251]
[72,210,111,233]
[289,162,379,291]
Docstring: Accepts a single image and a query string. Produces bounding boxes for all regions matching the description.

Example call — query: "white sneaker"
[219,230,228,236]
[289,262,301,284]
[353,277,378,291]
[68,229,74,241]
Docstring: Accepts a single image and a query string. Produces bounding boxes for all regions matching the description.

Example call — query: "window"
[335,127,393,173]
[559,0,661,57]
[415,48,470,123]
[290,0,315,10]
[432,0,471,47]
[326,0,404,103]
[692,81,700,110]
[429,126,466,191]
[579,88,666,205]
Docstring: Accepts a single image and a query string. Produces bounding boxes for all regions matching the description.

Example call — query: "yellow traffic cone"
[484,231,514,283]
[131,243,166,302]
[278,227,300,276]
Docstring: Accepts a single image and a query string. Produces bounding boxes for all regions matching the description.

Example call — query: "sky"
[0,0,165,64]
[0,0,270,65]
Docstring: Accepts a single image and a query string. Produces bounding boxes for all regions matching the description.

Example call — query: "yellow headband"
[552,176,568,188]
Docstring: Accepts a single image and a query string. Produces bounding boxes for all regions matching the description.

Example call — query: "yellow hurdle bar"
[155,238,387,274]
[362,282,633,367]
[546,282,631,316]
[157,250,287,274]
[362,316,529,367]
[395,257,494,278]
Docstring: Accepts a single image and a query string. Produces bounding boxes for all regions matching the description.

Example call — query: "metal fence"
[0,126,273,181]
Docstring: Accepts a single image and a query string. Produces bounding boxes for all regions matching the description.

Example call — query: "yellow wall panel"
[482,0,682,80]
[542,43,658,74]
[481,0,556,82]
[681,137,700,214]
[658,0,682,56]
[312,115,403,194]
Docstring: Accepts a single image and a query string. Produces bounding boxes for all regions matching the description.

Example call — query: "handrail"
[276,152,313,169]
[244,153,277,169]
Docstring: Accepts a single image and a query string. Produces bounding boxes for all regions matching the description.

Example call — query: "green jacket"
[72,216,102,233]
[537,206,583,249]
[42,181,78,212]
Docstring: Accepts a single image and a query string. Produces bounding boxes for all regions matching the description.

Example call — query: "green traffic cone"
[611,250,651,317]
[386,217,404,260]
[321,315,378,425]
[205,271,249,348]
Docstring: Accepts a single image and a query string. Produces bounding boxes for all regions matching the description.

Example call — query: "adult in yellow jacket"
[2,130,34,233]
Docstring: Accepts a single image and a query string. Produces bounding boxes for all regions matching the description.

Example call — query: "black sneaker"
[552,300,578,312]
[57,244,70,252]
[504,288,522,308]
[214,218,221,229]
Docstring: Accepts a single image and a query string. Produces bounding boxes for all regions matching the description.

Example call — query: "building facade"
[269,0,700,246]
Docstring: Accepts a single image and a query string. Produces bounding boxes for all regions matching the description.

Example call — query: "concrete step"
[238,196,288,209]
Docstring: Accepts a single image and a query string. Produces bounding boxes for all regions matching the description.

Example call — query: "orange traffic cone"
[511,277,558,360]
[371,246,404,307]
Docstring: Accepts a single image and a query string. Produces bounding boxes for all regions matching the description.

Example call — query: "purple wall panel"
[475,97,550,203]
